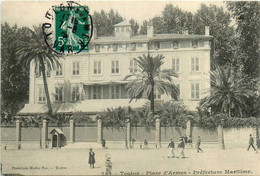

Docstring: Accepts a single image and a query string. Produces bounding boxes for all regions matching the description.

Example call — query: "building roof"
[49,128,64,135]
[91,33,212,44]
[18,99,148,115]
[113,20,131,27]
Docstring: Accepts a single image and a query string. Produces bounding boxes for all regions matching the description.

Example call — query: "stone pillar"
[126,119,131,149]
[155,116,161,148]
[186,120,191,137]
[16,119,21,150]
[218,119,225,149]
[42,119,48,149]
[70,119,75,144]
[97,119,103,144]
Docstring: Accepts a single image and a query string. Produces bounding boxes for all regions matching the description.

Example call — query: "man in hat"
[247,134,256,151]
[196,136,203,153]
[167,139,175,158]
[105,153,112,175]
[177,137,185,158]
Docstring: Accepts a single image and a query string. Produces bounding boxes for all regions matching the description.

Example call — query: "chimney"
[93,26,97,39]
[147,25,154,38]
[205,26,210,36]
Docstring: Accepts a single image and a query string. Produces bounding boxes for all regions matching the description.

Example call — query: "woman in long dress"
[88,148,95,168]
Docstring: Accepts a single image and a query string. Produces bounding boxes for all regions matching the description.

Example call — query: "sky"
[1,1,226,29]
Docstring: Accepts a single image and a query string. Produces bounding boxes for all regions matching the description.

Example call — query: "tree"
[200,64,255,117]
[99,107,131,148]
[161,4,193,34]
[92,9,123,37]
[1,23,30,122]
[129,18,139,35]
[124,54,179,115]
[227,1,260,79]
[139,20,149,35]
[192,4,235,67]
[16,25,61,119]
[155,101,191,127]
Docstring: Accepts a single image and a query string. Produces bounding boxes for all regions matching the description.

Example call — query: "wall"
[223,127,259,148]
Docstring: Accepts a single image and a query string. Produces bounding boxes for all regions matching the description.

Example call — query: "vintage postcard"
[1,0,260,176]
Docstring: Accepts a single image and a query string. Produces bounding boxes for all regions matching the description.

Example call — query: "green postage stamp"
[43,2,91,55]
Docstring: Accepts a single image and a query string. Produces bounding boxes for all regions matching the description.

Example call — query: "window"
[137,43,143,48]
[56,64,63,76]
[111,85,120,99]
[191,57,199,71]
[191,83,200,99]
[116,27,119,32]
[173,41,179,49]
[118,44,123,48]
[192,40,198,48]
[154,89,161,99]
[72,62,80,75]
[93,61,101,74]
[113,44,118,51]
[131,43,136,51]
[38,86,46,102]
[55,86,63,102]
[46,66,51,77]
[71,85,80,101]
[111,60,119,74]
[95,45,100,52]
[172,58,180,72]
[176,84,180,100]
[93,86,102,99]
[121,27,125,32]
[154,42,160,50]
[130,59,138,73]
[35,64,42,77]
[36,64,51,77]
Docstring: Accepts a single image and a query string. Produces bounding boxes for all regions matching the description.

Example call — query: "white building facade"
[20,21,211,115]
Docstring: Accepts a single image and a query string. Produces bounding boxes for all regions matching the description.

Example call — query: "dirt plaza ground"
[1,145,260,176]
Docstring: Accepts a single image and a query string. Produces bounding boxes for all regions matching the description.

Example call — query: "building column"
[155,116,161,148]
[70,118,75,144]
[97,119,103,144]
[186,120,191,137]
[218,119,225,150]
[42,119,48,149]
[126,119,131,149]
[16,119,21,150]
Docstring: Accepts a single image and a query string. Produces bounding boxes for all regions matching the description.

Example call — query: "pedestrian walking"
[247,134,256,151]
[144,139,148,149]
[88,148,95,168]
[105,154,112,175]
[167,139,175,158]
[196,136,203,153]
[177,137,185,158]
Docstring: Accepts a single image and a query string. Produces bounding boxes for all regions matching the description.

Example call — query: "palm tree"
[16,25,61,120]
[124,54,179,115]
[200,64,254,117]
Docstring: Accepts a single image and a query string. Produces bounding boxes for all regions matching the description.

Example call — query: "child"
[105,154,112,175]
[88,148,95,168]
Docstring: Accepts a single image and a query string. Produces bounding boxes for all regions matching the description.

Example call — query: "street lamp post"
[221,118,225,150]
